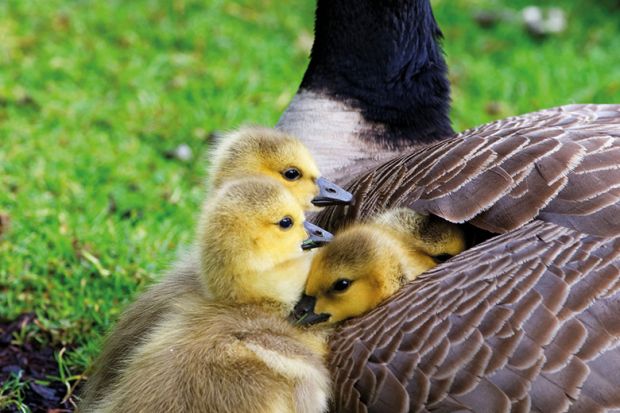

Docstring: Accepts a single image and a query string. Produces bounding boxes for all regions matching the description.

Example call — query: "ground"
[1,0,619,410]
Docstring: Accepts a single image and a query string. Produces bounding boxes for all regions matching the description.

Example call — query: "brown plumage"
[312,104,620,412]
[316,105,620,237]
[327,221,620,413]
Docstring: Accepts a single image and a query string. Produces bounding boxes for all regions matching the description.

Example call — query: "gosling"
[79,126,349,409]
[293,208,466,325]
[90,178,331,413]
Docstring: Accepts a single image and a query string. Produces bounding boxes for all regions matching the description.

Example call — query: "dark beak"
[289,294,331,325]
[311,177,354,206]
[302,222,333,250]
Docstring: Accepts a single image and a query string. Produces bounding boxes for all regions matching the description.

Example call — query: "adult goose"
[277,1,620,411]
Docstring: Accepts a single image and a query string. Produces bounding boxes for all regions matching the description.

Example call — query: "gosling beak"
[290,294,331,325]
[311,177,354,206]
[302,222,334,250]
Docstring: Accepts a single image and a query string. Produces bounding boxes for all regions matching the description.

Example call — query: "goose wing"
[329,220,620,412]
[316,104,620,237]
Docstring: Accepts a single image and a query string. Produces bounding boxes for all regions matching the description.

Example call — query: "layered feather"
[327,221,620,412]
[316,104,620,237]
[315,104,620,412]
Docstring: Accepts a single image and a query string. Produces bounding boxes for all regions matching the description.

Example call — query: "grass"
[0,0,618,409]
[0,371,28,413]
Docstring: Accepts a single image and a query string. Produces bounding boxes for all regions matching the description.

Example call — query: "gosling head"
[198,177,331,311]
[292,220,460,325]
[292,225,410,325]
[208,126,352,210]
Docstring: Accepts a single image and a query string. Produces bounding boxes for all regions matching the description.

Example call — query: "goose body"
[317,104,620,237]
[318,105,620,412]
[276,0,620,411]
[89,178,330,413]
[80,127,348,409]
[329,220,620,413]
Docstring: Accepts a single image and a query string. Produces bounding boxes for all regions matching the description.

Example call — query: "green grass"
[1,371,29,412]
[0,0,618,409]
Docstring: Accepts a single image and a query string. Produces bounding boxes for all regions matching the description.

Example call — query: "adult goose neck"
[298,0,454,143]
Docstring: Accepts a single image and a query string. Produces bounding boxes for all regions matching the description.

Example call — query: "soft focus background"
[1,0,619,410]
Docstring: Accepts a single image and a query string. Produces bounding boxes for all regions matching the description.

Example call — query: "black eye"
[434,254,453,263]
[282,168,301,181]
[278,216,294,230]
[332,279,352,292]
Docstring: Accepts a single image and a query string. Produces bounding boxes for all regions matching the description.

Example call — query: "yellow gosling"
[294,208,465,325]
[198,177,311,309]
[79,126,349,409]
[90,178,330,413]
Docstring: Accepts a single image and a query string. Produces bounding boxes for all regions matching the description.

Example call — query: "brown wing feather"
[319,104,620,412]
[329,221,620,412]
[316,104,620,237]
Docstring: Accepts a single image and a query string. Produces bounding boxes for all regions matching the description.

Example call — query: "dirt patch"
[0,213,9,238]
[0,313,81,412]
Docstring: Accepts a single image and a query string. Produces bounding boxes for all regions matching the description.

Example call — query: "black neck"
[300,0,454,143]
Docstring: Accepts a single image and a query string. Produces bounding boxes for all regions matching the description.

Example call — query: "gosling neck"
[200,248,310,315]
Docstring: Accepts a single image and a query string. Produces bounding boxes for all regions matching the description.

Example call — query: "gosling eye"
[434,253,453,263]
[282,168,302,181]
[331,279,352,292]
[278,216,294,230]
